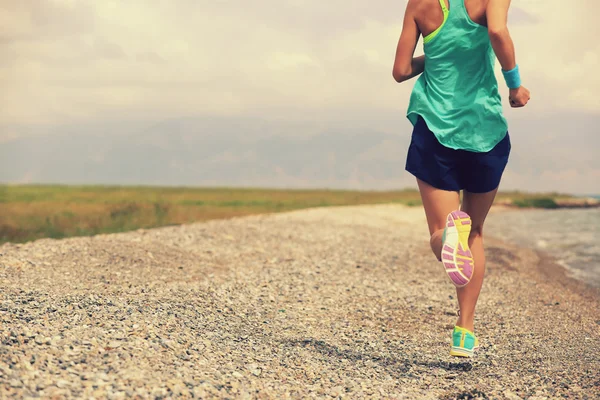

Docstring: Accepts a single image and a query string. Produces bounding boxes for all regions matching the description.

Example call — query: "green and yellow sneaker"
[450,326,477,357]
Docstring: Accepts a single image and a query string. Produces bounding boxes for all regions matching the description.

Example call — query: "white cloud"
[267,52,318,70]
[509,1,599,112]
[0,0,597,126]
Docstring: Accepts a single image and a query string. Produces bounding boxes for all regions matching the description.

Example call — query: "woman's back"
[415,0,489,38]
[406,0,507,152]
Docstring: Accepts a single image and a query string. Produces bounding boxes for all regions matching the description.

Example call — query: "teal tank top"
[406,0,508,152]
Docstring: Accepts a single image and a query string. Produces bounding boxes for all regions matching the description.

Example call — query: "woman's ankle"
[456,315,475,332]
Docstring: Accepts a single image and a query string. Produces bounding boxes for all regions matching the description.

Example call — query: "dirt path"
[1,205,598,399]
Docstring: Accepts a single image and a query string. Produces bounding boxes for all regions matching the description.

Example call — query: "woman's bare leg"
[416,179,460,261]
[455,189,498,331]
[418,178,499,332]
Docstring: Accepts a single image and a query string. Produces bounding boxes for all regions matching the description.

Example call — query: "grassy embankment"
[0,184,572,244]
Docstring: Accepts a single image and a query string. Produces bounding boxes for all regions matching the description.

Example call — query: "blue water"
[486,208,600,288]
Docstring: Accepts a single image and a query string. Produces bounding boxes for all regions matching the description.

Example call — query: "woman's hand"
[508,86,530,108]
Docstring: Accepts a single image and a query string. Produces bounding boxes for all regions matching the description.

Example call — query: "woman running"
[392,0,530,357]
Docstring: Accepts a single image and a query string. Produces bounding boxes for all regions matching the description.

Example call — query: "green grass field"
[0,184,571,244]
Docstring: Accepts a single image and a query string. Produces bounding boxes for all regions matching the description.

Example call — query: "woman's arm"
[487,0,530,107]
[487,0,516,70]
[392,0,424,83]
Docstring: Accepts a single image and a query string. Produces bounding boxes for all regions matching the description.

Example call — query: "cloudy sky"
[1,0,599,193]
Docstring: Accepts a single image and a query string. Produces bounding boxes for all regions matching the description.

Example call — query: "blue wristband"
[502,65,521,89]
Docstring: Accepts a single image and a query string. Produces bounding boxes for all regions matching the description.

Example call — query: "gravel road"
[1,205,598,399]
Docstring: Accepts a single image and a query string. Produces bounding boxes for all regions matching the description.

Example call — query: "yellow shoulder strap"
[439,0,449,16]
[424,0,450,44]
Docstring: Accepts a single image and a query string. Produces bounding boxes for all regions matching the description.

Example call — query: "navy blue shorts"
[405,116,511,193]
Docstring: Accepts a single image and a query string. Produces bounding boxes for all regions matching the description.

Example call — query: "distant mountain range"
[1,112,599,193]
[0,116,414,189]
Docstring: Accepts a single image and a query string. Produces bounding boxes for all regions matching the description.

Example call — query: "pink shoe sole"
[441,211,474,287]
